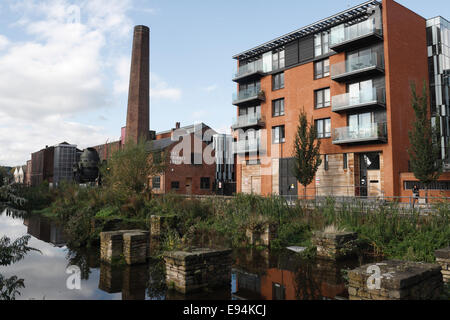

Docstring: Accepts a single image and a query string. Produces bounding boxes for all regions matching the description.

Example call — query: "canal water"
[0,208,372,300]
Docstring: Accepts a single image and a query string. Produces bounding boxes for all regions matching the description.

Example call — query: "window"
[324,155,329,171]
[272,99,285,117]
[272,72,284,91]
[314,31,330,57]
[272,282,286,300]
[314,59,330,79]
[152,176,161,189]
[272,50,285,70]
[200,177,211,190]
[171,181,180,189]
[361,153,380,170]
[343,153,348,170]
[272,126,285,144]
[315,118,331,138]
[315,88,331,109]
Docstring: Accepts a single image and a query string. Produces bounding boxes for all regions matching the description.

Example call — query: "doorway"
[185,177,192,195]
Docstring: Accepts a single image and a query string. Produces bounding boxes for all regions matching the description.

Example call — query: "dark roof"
[233,0,380,60]
[146,137,177,152]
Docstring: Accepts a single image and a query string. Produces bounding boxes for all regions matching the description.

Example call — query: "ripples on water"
[0,208,373,300]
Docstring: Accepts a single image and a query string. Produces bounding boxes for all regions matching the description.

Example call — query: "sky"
[0,0,448,166]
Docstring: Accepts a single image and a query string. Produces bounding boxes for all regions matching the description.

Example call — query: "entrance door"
[185,178,192,195]
[359,154,368,197]
[251,176,261,194]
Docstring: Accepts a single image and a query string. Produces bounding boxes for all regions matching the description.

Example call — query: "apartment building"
[232,0,450,198]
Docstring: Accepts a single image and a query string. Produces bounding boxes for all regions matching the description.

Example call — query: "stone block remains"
[348,260,443,300]
[435,247,450,283]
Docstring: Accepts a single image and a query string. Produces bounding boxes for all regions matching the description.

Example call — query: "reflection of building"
[232,0,450,198]
[24,215,66,247]
[233,251,360,300]
[99,263,149,300]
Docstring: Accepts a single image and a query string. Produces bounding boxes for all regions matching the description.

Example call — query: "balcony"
[332,122,387,145]
[232,88,265,106]
[233,60,265,83]
[330,19,383,53]
[331,52,384,83]
[232,113,265,130]
[332,87,386,113]
[235,138,260,154]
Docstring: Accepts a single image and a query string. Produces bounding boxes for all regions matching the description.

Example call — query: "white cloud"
[203,84,218,92]
[0,0,134,166]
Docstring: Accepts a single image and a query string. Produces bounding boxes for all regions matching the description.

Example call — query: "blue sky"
[0,0,448,166]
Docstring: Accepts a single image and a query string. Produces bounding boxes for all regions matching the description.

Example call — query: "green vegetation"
[408,81,443,201]
[292,109,322,198]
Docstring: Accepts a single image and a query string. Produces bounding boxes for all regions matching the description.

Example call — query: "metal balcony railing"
[332,87,386,112]
[332,122,387,144]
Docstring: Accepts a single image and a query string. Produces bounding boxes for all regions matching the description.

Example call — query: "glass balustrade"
[234,60,264,79]
[232,87,264,105]
[236,138,260,153]
[332,122,387,144]
[331,51,384,79]
[330,19,382,47]
[232,113,263,129]
[332,87,386,112]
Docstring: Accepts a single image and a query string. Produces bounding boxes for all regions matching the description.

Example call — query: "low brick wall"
[312,231,358,260]
[435,247,450,283]
[164,248,232,294]
[348,260,443,300]
[100,230,150,265]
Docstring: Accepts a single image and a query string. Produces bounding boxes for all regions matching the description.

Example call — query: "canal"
[0,208,374,300]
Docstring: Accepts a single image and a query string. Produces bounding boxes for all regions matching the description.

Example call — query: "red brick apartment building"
[232,0,450,199]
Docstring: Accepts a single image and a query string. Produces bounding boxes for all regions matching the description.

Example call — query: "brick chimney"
[125,25,150,144]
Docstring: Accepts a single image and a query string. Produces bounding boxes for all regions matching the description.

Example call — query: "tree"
[408,80,443,202]
[101,138,166,201]
[292,109,322,199]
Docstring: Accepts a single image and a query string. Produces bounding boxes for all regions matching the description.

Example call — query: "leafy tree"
[0,235,40,300]
[292,110,322,199]
[408,81,443,202]
[101,138,166,201]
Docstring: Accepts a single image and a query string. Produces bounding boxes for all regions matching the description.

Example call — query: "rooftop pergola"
[233,0,381,61]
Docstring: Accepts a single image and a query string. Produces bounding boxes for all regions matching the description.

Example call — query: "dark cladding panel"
[299,35,314,63]
[285,40,299,67]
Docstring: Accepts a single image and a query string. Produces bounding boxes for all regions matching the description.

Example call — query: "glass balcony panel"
[232,87,264,105]
[332,122,387,144]
[234,60,264,79]
[330,18,382,47]
[232,112,262,129]
[332,87,386,111]
[331,51,384,79]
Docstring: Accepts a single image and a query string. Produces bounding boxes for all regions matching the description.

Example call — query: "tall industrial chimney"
[125,25,150,144]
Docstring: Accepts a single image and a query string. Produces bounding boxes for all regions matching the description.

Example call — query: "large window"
[314,59,330,79]
[152,176,161,189]
[272,98,285,117]
[272,126,285,144]
[315,88,331,109]
[272,72,285,90]
[315,118,331,138]
[314,31,330,57]
[272,50,285,70]
[200,177,211,190]
[239,105,261,116]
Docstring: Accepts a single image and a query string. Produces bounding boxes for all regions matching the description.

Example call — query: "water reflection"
[0,210,375,300]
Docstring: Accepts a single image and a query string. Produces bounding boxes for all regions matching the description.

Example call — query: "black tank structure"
[73,148,101,184]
